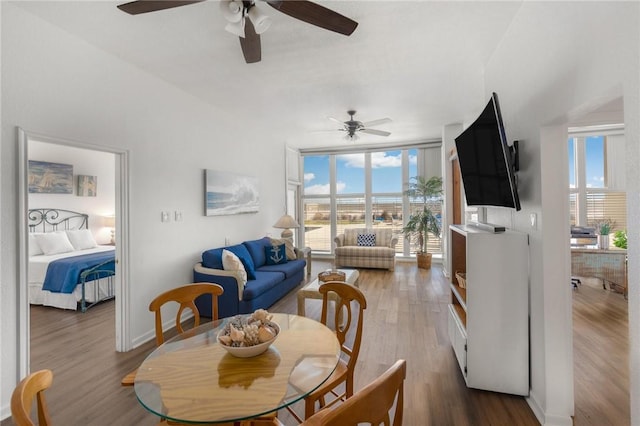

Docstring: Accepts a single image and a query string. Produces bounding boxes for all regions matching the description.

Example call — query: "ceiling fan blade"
[361,128,391,137]
[117,0,204,15]
[239,19,262,64]
[361,117,392,127]
[266,0,358,36]
[328,117,345,125]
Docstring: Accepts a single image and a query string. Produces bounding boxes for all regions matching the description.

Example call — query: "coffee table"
[297,269,360,316]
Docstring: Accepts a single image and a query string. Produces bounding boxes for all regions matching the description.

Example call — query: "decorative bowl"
[217,321,280,358]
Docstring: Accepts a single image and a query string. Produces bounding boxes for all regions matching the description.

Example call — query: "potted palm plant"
[402,176,443,269]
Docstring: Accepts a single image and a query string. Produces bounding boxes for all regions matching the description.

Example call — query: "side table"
[299,246,312,278]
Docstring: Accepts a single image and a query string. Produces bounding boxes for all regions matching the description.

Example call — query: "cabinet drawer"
[448,304,467,377]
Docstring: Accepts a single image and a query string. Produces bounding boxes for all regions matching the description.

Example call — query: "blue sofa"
[193,237,306,318]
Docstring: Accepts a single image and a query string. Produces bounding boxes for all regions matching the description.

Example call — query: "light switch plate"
[161,211,171,222]
[174,211,183,222]
[530,213,537,229]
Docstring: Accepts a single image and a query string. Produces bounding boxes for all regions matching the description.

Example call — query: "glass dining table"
[134,313,341,424]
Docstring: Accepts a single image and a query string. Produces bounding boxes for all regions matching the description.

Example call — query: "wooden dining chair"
[299,359,407,426]
[287,281,368,421]
[11,369,53,426]
[121,282,224,386]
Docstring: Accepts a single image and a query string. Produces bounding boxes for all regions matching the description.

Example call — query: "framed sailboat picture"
[28,160,73,194]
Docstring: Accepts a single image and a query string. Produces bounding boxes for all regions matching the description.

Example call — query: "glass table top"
[134,313,340,424]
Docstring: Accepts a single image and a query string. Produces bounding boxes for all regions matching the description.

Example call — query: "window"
[302,145,442,257]
[568,130,626,240]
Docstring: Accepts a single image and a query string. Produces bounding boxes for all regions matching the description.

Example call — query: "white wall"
[1,3,290,417]
[29,141,116,244]
[483,3,639,425]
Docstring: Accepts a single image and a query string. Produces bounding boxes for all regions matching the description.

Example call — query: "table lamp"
[273,214,299,243]
[104,215,115,245]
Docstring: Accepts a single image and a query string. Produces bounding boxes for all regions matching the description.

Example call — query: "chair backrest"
[301,359,407,426]
[318,281,367,374]
[149,283,224,346]
[11,369,53,426]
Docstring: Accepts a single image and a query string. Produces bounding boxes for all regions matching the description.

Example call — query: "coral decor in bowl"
[217,309,279,358]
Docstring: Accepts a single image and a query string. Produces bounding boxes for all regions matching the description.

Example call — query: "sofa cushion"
[226,244,256,280]
[202,247,225,269]
[343,228,394,247]
[242,270,285,301]
[335,246,395,257]
[357,233,376,247]
[373,228,394,247]
[258,258,306,279]
[265,244,287,265]
[243,237,272,268]
[344,228,362,246]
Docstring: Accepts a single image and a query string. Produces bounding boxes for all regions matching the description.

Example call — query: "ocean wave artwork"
[205,169,260,216]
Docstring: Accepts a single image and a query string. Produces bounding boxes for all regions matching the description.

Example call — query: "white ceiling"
[14,1,526,149]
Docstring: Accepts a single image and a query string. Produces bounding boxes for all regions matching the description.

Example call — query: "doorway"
[17,128,130,378]
[566,108,629,423]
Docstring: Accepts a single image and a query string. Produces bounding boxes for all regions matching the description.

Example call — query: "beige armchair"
[334,228,397,271]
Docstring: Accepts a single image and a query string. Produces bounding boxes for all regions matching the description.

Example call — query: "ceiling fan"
[116,0,358,64]
[329,110,392,141]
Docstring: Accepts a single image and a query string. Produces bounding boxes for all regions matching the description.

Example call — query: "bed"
[28,208,116,312]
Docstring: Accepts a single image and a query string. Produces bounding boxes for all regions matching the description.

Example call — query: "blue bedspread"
[42,251,115,294]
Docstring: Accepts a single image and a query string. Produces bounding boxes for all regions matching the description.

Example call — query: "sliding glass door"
[302,145,441,257]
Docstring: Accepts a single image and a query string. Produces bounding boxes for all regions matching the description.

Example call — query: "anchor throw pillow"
[265,243,287,265]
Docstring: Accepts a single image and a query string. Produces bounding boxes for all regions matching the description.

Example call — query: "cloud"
[337,152,403,169]
[305,184,330,195]
[339,154,365,168]
[304,173,315,182]
[371,152,402,168]
[305,181,347,195]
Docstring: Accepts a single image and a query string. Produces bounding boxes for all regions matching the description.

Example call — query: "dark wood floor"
[3,261,628,425]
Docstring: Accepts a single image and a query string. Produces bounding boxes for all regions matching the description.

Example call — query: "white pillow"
[35,232,75,255]
[222,249,247,300]
[66,229,98,250]
[29,233,44,256]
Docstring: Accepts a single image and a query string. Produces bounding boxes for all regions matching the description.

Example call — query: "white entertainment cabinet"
[448,224,529,396]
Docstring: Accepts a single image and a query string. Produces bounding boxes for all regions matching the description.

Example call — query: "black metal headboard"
[28,209,89,233]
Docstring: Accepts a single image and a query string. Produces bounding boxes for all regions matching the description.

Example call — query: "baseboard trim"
[527,391,573,426]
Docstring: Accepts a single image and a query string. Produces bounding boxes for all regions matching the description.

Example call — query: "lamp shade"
[273,214,299,229]
[104,215,115,228]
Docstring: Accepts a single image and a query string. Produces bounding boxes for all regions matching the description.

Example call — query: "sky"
[303,149,418,195]
[568,136,605,189]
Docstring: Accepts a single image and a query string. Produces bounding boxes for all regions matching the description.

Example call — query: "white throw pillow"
[66,229,98,250]
[35,232,75,255]
[29,233,44,256]
[222,249,248,299]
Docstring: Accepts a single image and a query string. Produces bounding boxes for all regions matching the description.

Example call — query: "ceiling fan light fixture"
[248,6,271,34]
[220,0,244,23]
[225,18,246,38]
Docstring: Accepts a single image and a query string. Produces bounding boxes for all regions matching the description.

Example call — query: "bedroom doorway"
[17,128,130,379]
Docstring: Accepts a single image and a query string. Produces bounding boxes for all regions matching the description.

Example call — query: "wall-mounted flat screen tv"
[454,92,521,211]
